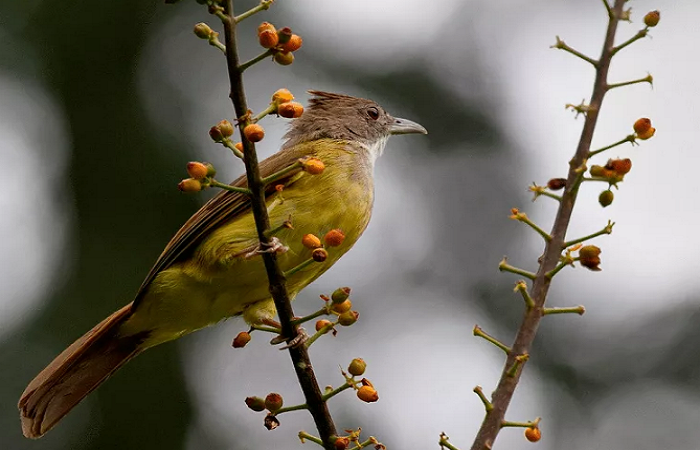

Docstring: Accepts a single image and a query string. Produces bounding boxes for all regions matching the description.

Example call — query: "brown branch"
[469,1,627,449]
[220,2,338,449]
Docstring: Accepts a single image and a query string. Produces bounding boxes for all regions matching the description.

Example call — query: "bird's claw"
[245,237,289,259]
[270,327,309,349]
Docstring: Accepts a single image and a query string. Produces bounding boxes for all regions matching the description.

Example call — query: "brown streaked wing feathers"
[132,147,306,309]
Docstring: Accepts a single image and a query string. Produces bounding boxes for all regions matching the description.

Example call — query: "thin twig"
[469,1,627,449]
[220,2,338,449]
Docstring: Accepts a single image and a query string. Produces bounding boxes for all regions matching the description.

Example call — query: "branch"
[469,1,627,448]
[220,2,337,449]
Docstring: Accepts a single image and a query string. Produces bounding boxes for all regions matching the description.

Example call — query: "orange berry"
[243,124,265,142]
[312,248,328,262]
[644,10,660,27]
[301,157,325,175]
[524,427,541,442]
[315,319,333,333]
[264,392,284,412]
[234,142,244,152]
[324,229,345,247]
[633,118,652,134]
[257,21,276,35]
[334,437,350,450]
[280,34,303,53]
[232,331,251,348]
[606,158,632,175]
[357,385,379,403]
[637,127,656,140]
[272,88,294,104]
[258,30,279,49]
[273,51,294,66]
[186,162,209,180]
[178,178,202,192]
[278,101,304,118]
[302,233,322,249]
[332,299,352,314]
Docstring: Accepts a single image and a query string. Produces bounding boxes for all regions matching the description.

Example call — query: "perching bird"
[18,91,427,438]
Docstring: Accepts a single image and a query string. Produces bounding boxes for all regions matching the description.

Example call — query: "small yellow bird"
[18,91,427,438]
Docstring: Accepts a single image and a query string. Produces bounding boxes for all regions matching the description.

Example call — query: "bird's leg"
[262,318,309,349]
[244,236,289,259]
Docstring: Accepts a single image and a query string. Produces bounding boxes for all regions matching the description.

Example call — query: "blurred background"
[1,0,696,449]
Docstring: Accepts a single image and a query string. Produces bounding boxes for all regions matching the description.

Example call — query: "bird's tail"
[18,302,145,439]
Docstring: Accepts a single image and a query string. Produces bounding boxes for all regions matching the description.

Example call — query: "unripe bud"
[324,229,345,247]
[302,233,322,249]
[338,310,359,326]
[243,123,265,142]
[234,142,244,152]
[217,119,234,138]
[280,34,303,53]
[357,385,379,403]
[278,101,304,118]
[579,245,601,271]
[178,178,202,192]
[258,30,279,49]
[524,427,541,442]
[547,178,567,190]
[598,190,614,207]
[274,51,295,66]
[272,88,294,105]
[334,437,350,450]
[315,319,332,333]
[187,161,209,180]
[194,22,213,39]
[312,248,328,262]
[332,299,352,314]
[245,396,266,412]
[331,287,351,304]
[232,331,251,348]
[644,10,660,27]
[348,358,366,376]
[301,157,325,175]
[264,392,284,412]
[277,27,293,44]
[209,125,224,142]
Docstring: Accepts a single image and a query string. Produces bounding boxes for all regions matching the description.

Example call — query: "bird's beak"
[390,117,428,135]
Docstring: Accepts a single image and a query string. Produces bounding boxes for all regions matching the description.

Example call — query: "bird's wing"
[132,147,308,308]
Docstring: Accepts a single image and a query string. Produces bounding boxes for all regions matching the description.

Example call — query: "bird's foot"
[245,237,288,259]
[270,327,309,349]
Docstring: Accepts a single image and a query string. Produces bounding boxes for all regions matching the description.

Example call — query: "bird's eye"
[367,107,380,120]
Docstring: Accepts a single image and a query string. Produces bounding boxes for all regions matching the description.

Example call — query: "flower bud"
[258,30,279,49]
[243,124,265,142]
[234,142,244,152]
[194,22,213,39]
[547,178,567,190]
[332,299,352,314]
[334,437,350,450]
[232,331,251,348]
[280,34,303,53]
[187,162,209,180]
[209,125,224,142]
[348,358,366,376]
[338,310,359,326]
[524,427,541,442]
[606,158,632,176]
[331,287,351,304]
[315,319,333,333]
[245,396,266,412]
[264,392,284,412]
[217,119,234,138]
[277,27,293,44]
[272,88,294,105]
[633,118,652,135]
[274,51,295,66]
[178,178,202,192]
[637,127,656,140]
[589,165,608,178]
[302,233,322,249]
[357,385,379,403]
[312,248,328,262]
[644,10,660,27]
[301,157,325,175]
[278,101,304,118]
[598,190,614,207]
[579,245,601,271]
[324,229,345,247]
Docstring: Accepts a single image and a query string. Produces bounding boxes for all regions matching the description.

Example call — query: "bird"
[18,90,427,438]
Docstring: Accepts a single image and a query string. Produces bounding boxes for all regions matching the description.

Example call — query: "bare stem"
[239,49,274,73]
[222,138,245,159]
[563,221,614,248]
[469,2,627,449]
[552,36,598,67]
[543,305,586,315]
[234,0,274,23]
[607,73,653,90]
[221,2,337,448]
[209,179,252,195]
[588,134,636,158]
[473,326,511,354]
[612,28,649,56]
